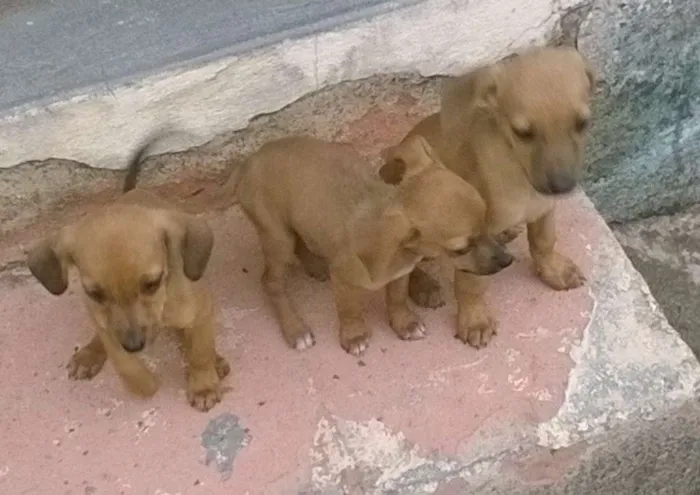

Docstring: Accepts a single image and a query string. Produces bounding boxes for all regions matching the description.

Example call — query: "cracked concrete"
[613,205,700,360]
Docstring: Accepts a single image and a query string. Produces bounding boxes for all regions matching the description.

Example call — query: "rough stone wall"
[576,0,700,222]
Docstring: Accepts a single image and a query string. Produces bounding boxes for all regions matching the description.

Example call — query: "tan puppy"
[401,45,596,348]
[27,135,230,411]
[199,135,512,356]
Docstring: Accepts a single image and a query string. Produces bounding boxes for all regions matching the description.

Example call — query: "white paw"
[295,332,316,351]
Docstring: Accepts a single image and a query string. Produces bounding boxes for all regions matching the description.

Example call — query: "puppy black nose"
[122,330,145,353]
[495,250,514,268]
[546,171,577,195]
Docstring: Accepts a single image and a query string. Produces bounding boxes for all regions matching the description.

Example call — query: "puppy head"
[379,135,513,276]
[442,46,596,195]
[27,205,213,353]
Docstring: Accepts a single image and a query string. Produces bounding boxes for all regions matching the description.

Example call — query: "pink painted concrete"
[0,193,599,494]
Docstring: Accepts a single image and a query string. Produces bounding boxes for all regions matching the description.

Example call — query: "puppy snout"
[465,239,514,276]
[480,245,513,275]
[495,249,514,269]
[545,169,577,195]
[121,328,146,353]
[535,169,578,195]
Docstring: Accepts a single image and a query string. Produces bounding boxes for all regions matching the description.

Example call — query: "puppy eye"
[85,287,106,304]
[512,125,535,141]
[141,275,163,295]
[575,117,589,132]
[452,246,473,256]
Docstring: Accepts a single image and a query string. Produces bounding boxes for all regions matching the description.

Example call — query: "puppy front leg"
[180,310,228,412]
[331,274,371,356]
[98,330,159,397]
[527,209,585,290]
[454,270,497,348]
[68,333,107,380]
[386,274,427,340]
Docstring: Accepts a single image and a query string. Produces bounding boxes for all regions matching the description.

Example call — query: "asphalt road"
[0,0,416,112]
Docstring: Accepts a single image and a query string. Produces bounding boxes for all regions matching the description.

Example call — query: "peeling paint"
[307,416,509,494]
[309,416,453,493]
[201,413,250,480]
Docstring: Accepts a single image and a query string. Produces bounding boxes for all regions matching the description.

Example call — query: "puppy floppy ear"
[581,55,596,95]
[378,135,442,185]
[440,64,504,130]
[159,212,214,281]
[27,229,74,296]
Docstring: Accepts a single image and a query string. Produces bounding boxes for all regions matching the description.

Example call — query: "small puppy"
[27,134,230,411]
[198,134,512,355]
[403,45,596,348]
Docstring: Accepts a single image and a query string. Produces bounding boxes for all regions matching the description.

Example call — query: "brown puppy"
[403,45,596,348]
[199,134,512,356]
[27,135,230,411]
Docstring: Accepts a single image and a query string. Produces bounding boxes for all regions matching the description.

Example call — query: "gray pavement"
[0,0,416,112]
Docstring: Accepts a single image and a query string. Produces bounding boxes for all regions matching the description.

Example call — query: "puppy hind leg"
[258,227,316,351]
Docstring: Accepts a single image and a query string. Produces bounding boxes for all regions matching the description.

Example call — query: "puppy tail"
[122,127,191,193]
[180,161,244,214]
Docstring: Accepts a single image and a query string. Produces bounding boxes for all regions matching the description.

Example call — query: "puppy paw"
[409,269,445,309]
[215,354,231,379]
[390,311,427,341]
[67,346,107,380]
[187,368,223,412]
[535,252,586,291]
[494,225,524,245]
[340,329,371,356]
[188,386,222,412]
[284,329,316,351]
[456,315,497,349]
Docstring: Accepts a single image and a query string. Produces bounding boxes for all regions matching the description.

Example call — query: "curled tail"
[122,127,189,193]
[123,126,244,213]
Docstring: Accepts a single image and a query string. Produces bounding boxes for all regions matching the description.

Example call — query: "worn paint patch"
[201,413,251,480]
[307,416,502,494]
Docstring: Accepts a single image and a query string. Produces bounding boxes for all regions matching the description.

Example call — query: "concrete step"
[1,88,699,494]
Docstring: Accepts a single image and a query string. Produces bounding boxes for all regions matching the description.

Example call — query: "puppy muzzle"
[121,328,146,353]
[461,244,514,276]
[535,170,578,195]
